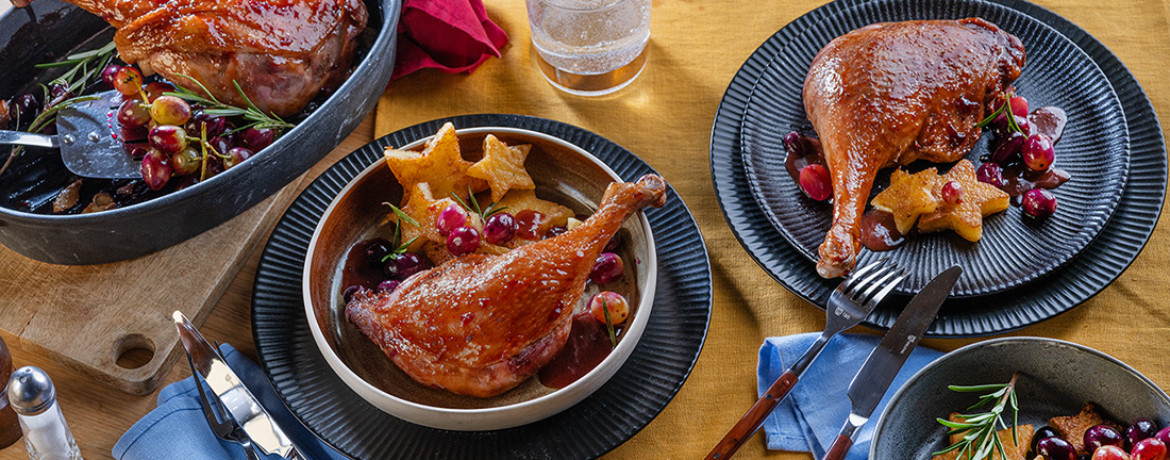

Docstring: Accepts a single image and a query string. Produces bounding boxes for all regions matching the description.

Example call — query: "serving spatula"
[0,89,141,179]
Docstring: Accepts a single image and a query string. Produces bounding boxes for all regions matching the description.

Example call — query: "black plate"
[253,114,712,459]
[710,0,1166,336]
[740,0,1129,297]
[0,0,398,264]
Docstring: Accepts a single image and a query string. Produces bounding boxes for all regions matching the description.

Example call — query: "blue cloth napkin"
[113,345,347,460]
[759,332,945,459]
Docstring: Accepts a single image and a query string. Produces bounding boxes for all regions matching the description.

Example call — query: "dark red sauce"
[538,312,620,389]
[1028,106,1067,144]
[1002,165,1071,203]
[860,209,905,251]
[515,210,549,240]
[783,134,826,182]
[340,239,387,292]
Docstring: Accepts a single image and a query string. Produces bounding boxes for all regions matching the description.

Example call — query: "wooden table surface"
[3,0,1170,459]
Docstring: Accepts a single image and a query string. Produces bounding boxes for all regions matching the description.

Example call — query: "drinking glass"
[526,0,651,96]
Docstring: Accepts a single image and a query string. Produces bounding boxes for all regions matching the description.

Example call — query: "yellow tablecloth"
[375,1,1170,458]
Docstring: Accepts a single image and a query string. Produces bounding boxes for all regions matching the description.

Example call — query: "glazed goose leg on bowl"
[346,175,667,398]
[803,18,1025,278]
[12,0,368,117]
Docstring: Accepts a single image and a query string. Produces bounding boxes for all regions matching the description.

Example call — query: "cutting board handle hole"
[114,334,155,370]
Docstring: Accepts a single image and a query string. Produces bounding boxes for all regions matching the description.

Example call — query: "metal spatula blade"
[0,90,141,179]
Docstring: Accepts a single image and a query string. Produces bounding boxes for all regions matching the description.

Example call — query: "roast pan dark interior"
[0,0,399,265]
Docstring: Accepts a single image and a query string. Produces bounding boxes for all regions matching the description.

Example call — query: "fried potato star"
[467,135,535,202]
[388,182,460,250]
[870,167,942,234]
[495,190,575,235]
[917,160,1009,242]
[383,122,487,202]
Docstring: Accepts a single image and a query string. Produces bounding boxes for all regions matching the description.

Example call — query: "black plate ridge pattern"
[253,114,713,459]
[709,0,1166,336]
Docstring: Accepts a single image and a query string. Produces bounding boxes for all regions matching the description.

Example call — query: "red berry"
[117,99,151,130]
[1022,188,1057,218]
[799,164,832,201]
[588,291,629,325]
[941,180,964,205]
[223,147,253,169]
[435,204,468,237]
[1093,445,1132,460]
[590,252,624,284]
[148,125,188,153]
[141,150,172,191]
[1023,133,1056,172]
[113,67,143,97]
[484,212,518,245]
[446,226,481,256]
[977,162,1004,188]
[1133,438,1168,460]
[143,82,175,103]
[101,64,123,89]
[150,95,192,126]
[1010,95,1029,118]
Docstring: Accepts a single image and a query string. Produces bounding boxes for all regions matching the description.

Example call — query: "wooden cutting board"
[0,116,375,395]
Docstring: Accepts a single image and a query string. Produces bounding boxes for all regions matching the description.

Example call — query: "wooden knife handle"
[822,434,854,460]
[705,370,800,460]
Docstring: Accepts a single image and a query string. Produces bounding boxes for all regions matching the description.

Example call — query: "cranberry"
[590,252,624,284]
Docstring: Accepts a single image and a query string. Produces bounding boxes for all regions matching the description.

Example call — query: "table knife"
[821,265,962,460]
[173,311,304,459]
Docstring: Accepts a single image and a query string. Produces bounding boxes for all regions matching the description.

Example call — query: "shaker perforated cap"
[7,366,55,416]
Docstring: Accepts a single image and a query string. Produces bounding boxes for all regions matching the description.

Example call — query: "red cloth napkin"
[391,0,510,81]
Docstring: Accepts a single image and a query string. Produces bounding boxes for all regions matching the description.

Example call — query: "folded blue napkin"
[759,332,945,459]
[113,345,347,460]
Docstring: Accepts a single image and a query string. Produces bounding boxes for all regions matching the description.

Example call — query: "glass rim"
[532,0,646,13]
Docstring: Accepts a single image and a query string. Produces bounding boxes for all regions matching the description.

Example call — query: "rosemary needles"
[932,373,1021,460]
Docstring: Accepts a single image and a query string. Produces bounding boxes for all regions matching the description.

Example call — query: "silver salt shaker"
[7,366,81,460]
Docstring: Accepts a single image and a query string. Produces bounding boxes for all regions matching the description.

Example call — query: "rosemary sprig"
[36,41,117,95]
[976,91,1024,134]
[163,74,295,132]
[601,297,617,348]
[379,212,420,262]
[450,186,507,221]
[383,202,419,228]
[932,373,1021,460]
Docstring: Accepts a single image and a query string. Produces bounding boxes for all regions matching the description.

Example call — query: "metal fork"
[707,259,909,460]
[188,354,262,460]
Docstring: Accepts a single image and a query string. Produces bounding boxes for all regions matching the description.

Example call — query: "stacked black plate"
[710,0,1166,336]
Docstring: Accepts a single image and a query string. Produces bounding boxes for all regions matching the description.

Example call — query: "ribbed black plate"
[253,114,712,459]
[711,0,1165,336]
[740,0,1129,297]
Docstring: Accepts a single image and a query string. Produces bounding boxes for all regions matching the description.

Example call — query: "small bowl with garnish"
[871,337,1170,459]
[302,125,658,430]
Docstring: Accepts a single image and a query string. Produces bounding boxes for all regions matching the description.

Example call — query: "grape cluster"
[1033,419,1170,460]
[976,94,1061,219]
[106,64,275,191]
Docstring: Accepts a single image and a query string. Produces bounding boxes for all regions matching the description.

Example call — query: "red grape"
[799,164,832,201]
[9,93,38,124]
[143,82,175,103]
[148,125,188,153]
[223,147,253,169]
[1128,419,1160,449]
[48,84,71,101]
[1038,436,1076,460]
[1133,438,1168,460]
[991,131,1025,164]
[436,204,468,237]
[150,95,191,126]
[241,127,276,151]
[101,64,123,89]
[342,285,362,304]
[1023,188,1057,218]
[376,280,400,293]
[589,291,629,325]
[1010,95,1029,118]
[484,212,518,245]
[170,147,201,176]
[1023,133,1055,172]
[117,100,152,129]
[1093,445,1132,460]
[384,253,426,280]
[185,112,227,138]
[977,162,1004,188]
[783,131,806,156]
[1088,425,1126,452]
[141,150,172,191]
[1156,427,1170,446]
[113,67,143,97]
[447,226,481,256]
[941,180,964,205]
[590,252,624,284]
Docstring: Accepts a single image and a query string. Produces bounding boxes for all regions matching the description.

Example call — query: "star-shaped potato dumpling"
[495,190,575,236]
[388,183,460,250]
[467,135,535,202]
[383,122,487,202]
[917,160,1010,242]
[870,167,942,234]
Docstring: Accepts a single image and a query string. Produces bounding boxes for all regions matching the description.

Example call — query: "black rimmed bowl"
[871,337,1170,458]
[0,0,399,265]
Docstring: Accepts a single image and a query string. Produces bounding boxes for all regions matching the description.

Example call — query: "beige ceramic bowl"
[302,127,657,430]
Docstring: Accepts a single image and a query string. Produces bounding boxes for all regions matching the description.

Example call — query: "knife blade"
[820,265,962,460]
[173,311,303,459]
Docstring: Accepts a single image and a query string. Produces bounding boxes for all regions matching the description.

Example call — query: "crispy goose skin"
[346,175,667,397]
[14,0,367,117]
[803,18,1025,277]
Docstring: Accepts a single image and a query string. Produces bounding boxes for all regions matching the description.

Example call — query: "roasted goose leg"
[14,0,367,117]
[803,18,1025,277]
[346,175,667,397]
